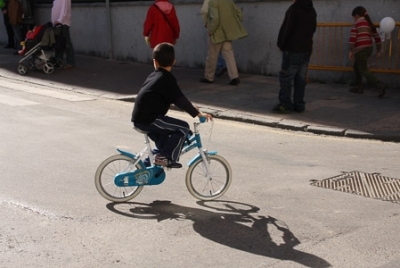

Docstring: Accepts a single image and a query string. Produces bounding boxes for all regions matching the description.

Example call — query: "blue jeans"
[215,53,226,74]
[278,51,311,111]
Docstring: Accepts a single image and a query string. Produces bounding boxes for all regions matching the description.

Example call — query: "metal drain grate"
[311,172,400,204]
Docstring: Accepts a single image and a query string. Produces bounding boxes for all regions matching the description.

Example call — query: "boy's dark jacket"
[277,0,317,52]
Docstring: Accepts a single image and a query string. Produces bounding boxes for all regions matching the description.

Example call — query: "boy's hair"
[152,43,175,67]
[351,6,377,33]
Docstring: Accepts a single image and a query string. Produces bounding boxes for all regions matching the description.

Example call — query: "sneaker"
[377,83,387,98]
[228,78,240,85]
[200,77,213,84]
[154,154,182,169]
[272,104,291,114]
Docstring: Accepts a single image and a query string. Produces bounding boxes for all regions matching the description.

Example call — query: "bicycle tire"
[185,154,232,200]
[95,154,144,202]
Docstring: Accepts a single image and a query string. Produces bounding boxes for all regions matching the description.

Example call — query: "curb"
[119,96,400,143]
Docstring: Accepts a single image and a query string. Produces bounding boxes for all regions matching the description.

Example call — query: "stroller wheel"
[18,64,28,75]
[43,63,55,74]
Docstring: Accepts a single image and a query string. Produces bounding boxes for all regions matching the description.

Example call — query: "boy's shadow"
[106,200,330,268]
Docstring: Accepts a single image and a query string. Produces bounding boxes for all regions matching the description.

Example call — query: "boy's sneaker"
[272,104,291,114]
[154,154,182,169]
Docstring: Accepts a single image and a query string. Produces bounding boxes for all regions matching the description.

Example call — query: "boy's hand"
[198,113,213,122]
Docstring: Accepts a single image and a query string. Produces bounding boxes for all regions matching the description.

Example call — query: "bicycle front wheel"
[186,154,232,200]
[95,154,144,202]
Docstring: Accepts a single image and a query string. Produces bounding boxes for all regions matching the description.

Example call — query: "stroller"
[17,22,64,75]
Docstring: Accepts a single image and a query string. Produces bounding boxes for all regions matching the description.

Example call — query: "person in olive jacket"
[200,0,248,86]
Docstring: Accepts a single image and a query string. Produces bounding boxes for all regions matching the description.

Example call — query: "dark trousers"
[134,115,190,162]
[11,24,23,50]
[3,13,14,47]
[55,25,75,66]
[353,47,381,87]
[278,51,311,111]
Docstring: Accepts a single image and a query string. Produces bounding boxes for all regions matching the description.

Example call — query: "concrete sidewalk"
[1,47,399,142]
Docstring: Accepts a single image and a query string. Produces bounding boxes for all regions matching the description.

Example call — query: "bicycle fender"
[187,151,217,166]
[117,148,146,169]
[117,148,136,159]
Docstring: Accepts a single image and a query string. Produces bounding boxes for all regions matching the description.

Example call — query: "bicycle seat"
[133,126,149,134]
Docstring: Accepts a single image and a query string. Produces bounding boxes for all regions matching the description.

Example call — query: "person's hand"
[349,51,354,60]
[198,113,213,122]
[144,36,150,46]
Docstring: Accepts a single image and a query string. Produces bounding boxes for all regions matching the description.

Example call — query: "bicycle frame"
[114,121,216,186]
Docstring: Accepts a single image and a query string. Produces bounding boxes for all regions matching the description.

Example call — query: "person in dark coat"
[2,0,15,48]
[272,0,317,113]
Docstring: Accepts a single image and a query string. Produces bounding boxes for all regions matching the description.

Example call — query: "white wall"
[1,0,399,85]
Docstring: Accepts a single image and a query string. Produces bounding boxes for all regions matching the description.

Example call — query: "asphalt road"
[1,79,400,268]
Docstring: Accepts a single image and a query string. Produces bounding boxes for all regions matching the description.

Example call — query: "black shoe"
[200,77,213,84]
[294,107,305,113]
[377,83,387,98]
[228,78,240,85]
[349,85,363,94]
[154,154,182,169]
[216,67,227,77]
[13,51,20,55]
[272,104,292,114]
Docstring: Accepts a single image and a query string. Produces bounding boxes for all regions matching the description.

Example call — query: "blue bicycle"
[95,120,232,202]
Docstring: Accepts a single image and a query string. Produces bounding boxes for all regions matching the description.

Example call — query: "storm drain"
[311,172,400,204]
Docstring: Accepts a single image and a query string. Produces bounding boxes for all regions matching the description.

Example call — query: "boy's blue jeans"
[278,51,311,111]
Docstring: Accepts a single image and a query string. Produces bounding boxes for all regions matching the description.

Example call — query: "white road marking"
[1,79,96,102]
[0,94,39,106]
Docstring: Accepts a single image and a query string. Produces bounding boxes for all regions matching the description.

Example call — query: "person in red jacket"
[143,0,180,49]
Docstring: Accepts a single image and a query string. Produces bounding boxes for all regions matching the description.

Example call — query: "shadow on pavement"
[107,200,331,267]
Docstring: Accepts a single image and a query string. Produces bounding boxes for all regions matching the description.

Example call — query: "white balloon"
[380,17,396,34]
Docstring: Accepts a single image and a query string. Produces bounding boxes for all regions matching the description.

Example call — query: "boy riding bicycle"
[131,43,212,168]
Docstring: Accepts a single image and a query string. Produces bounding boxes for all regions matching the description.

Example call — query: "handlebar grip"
[199,116,207,123]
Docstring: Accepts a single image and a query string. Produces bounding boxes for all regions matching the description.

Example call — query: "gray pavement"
[1,46,399,142]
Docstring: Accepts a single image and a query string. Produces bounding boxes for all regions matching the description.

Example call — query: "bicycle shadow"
[106,200,331,267]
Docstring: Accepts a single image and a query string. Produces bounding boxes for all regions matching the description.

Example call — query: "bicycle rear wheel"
[185,154,232,200]
[95,154,144,202]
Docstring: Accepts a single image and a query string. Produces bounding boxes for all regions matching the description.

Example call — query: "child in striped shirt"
[349,6,387,98]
